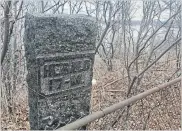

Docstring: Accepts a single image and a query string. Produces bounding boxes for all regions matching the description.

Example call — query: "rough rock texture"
[24,13,97,130]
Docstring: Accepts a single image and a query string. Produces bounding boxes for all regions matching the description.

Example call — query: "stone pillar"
[24,13,97,130]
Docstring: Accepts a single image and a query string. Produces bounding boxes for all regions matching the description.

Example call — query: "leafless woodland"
[0,0,181,130]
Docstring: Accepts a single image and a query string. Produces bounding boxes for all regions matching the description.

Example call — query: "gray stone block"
[24,13,97,130]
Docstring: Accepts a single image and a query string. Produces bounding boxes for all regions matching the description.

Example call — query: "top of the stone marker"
[24,13,98,54]
[25,13,97,22]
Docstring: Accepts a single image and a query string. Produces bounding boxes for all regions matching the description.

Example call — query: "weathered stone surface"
[24,13,97,130]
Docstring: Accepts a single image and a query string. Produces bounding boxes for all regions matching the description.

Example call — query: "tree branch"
[1,1,11,64]
[127,38,181,97]
[95,1,113,54]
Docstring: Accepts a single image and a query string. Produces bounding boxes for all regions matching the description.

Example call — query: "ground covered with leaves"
[1,57,181,130]
[88,57,181,130]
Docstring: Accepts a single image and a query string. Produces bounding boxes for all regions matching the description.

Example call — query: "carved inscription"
[39,58,91,95]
